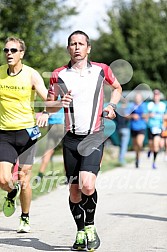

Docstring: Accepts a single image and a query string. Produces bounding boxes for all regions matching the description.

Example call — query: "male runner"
[0,37,48,232]
[45,30,122,251]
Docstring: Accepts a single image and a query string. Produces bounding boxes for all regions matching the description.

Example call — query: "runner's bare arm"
[103,78,122,119]
[31,70,48,127]
[45,90,73,113]
[31,70,48,100]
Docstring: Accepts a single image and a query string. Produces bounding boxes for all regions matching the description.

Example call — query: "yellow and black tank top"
[0,64,36,130]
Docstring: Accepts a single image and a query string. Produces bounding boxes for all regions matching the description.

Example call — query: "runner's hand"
[61,90,73,108]
[103,105,116,119]
[36,113,49,127]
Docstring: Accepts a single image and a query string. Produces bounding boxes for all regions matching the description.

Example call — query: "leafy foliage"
[91,0,167,96]
[0,0,77,74]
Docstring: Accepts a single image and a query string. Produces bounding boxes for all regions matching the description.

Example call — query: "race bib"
[151,127,162,134]
[26,126,41,140]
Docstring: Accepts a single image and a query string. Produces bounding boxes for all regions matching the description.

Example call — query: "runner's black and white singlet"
[48,61,116,135]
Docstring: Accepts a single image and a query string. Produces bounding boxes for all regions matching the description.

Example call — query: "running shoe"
[3,183,21,217]
[85,225,100,251]
[17,216,30,233]
[152,163,157,169]
[72,230,86,251]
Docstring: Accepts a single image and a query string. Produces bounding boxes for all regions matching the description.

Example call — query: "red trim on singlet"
[90,62,116,85]
[94,90,104,132]
[48,65,68,96]
[50,65,68,84]
[64,107,71,132]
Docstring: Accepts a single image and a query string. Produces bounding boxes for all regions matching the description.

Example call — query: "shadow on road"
[0,237,72,251]
[110,213,167,222]
[134,192,167,197]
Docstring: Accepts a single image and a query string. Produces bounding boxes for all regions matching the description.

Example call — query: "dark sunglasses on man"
[3,48,22,54]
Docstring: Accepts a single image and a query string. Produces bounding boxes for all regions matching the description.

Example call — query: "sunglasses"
[3,48,21,54]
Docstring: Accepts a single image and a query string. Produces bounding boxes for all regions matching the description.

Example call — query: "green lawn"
[0,148,133,212]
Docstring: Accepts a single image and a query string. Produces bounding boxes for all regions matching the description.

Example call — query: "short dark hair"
[153,89,160,95]
[67,30,91,46]
[5,37,26,52]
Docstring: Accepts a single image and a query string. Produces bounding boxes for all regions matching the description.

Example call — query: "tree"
[91,0,167,96]
[0,0,77,74]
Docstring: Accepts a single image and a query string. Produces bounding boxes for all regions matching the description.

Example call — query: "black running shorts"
[148,128,161,140]
[0,129,37,165]
[131,129,146,137]
[63,131,104,184]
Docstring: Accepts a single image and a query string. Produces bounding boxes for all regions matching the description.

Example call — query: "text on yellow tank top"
[0,64,36,130]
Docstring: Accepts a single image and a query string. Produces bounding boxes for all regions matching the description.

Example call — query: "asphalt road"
[0,151,167,252]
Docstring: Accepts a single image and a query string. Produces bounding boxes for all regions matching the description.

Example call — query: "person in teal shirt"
[147,89,166,169]
[36,108,64,179]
